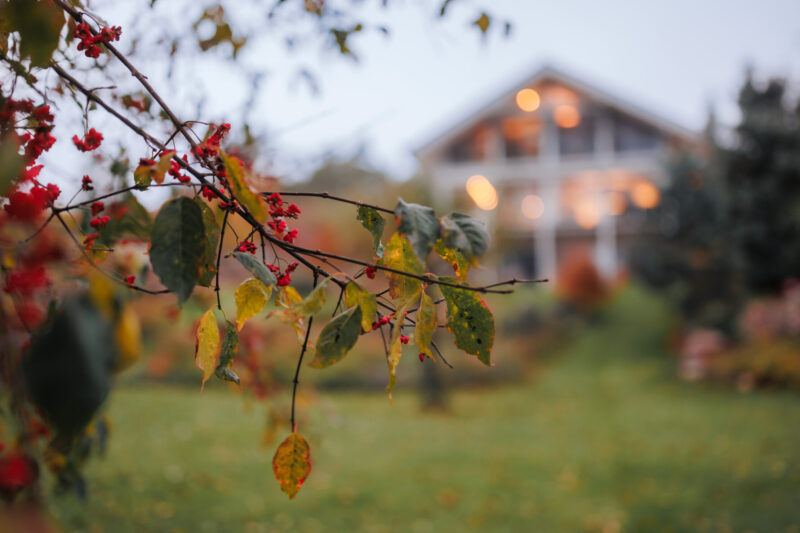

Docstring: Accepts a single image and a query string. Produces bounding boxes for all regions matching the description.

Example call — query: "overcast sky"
[235,0,800,179]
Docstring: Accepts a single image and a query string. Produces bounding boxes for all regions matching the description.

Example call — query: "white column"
[535,113,560,283]
[593,110,617,277]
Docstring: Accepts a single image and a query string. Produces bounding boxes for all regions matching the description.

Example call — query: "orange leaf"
[272,432,311,499]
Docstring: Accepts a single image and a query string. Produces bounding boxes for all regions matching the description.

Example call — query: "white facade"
[416,66,698,282]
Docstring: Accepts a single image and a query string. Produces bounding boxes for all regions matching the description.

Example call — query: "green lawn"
[49,289,800,532]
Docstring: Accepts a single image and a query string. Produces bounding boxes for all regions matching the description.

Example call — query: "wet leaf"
[195,308,220,390]
[309,306,362,368]
[214,321,240,385]
[150,197,206,305]
[381,233,424,303]
[434,239,473,281]
[235,277,271,330]
[356,205,385,258]
[414,292,437,358]
[232,252,277,287]
[395,198,439,262]
[344,282,377,332]
[272,432,311,499]
[221,151,268,224]
[439,277,494,365]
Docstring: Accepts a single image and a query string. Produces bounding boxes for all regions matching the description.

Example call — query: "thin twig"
[261,191,394,215]
[290,272,318,431]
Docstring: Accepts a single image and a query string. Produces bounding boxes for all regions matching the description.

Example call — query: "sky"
[66,0,800,184]
[241,0,800,179]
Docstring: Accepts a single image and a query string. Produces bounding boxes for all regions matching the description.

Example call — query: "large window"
[613,112,661,152]
[558,114,595,155]
[446,122,494,162]
[503,116,540,158]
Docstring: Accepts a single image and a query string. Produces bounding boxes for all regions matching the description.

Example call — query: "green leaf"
[23,296,116,437]
[150,197,207,305]
[215,320,240,385]
[233,252,277,287]
[395,198,439,262]
[434,239,472,282]
[0,135,24,194]
[344,282,377,332]
[309,306,363,368]
[235,277,271,331]
[103,194,153,242]
[272,432,311,499]
[0,0,65,67]
[380,233,424,302]
[196,199,220,287]
[473,12,491,34]
[220,151,268,224]
[356,205,385,258]
[439,212,490,260]
[195,308,220,390]
[414,292,437,358]
[439,277,494,365]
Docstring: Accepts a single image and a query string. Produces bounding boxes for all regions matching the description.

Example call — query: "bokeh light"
[515,88,541,112]
[521,194,545,219]
[466,175,498,210]
[554,104,581,128]
[606,191,627,216]
[631,181,661,209]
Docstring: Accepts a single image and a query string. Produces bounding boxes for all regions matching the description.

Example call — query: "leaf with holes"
[221,151,268,224]
[381,233,424,303]
[150,197,206,305]
[309,306,363,368]
[235,277,271,331]
[344,281,377,332]
[196,198,220,287]
[195,308,220,390]
[439,277,494,365]
[395,198,439,262]
[356,205,385,258]
[439,212,490,261]
[414,292,437,358]
[233,252,277,287]
[214,320,240,385]
[272,432,311,499]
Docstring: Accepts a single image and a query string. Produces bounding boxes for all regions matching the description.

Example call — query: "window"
[446,122,494,162]
[503,116,540,158]
[613,113,661,152]
[559,114,595,155]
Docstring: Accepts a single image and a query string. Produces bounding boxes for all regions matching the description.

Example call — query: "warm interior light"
[521,194,545,220]
[631,181,660,209]
[606,191,627,216]
[515,89,541,112]
[574,196,600,229]
[554,104,581,128]
[466,175,498,211]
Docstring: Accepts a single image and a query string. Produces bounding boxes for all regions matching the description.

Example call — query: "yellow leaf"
[473,12,490,33]
[345,281,377,332]
[272,432,311,499]
[414,291,437,359]
[195,308,220,390]
[114,303,141,372]
[220,150,268,224]
[386,301,410,399]
[235,277,271,330]
[381,233,424,303]
[88,273,115,319]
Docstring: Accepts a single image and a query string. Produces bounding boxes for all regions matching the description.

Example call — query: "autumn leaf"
[133,151,174,186]
[414,292,437,358]
[196,198,220,287]
[214,320,240,385]
[344,281,377,332]
[272,432,311,499]
[114,303,141,373]
[356,205,385,258]
[220,151,268,224]
[395,198,439,262]
[439,277,494,365]
[309,306,363,368]
[381,233,424,302]
[195,308,221,390]
[434,239,473,281]
[235,277,271,330]
[439,212,490,261]
[386,301,410,398]
[233,252,277,287]
[473,12,491,33]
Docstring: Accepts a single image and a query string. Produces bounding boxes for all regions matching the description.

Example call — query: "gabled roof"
[415,64,699,159]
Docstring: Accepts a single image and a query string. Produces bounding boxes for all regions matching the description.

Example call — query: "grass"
[48,288,800,532]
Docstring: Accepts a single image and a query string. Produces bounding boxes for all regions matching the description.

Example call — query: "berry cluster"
[265,193,301,244]
[91,201,105,216]
[169,154,191,183]
[236,241,257,254]
[72,22,122,58]
[90,216,110,229]
[72,128,103,152]
[192,123,230,160]
[365,265,377,279]
[267,261,298,287]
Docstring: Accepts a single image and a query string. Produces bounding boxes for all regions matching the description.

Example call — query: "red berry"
[418,353,425,363]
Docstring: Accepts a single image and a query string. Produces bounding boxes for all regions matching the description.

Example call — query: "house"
[415,65,700,282]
